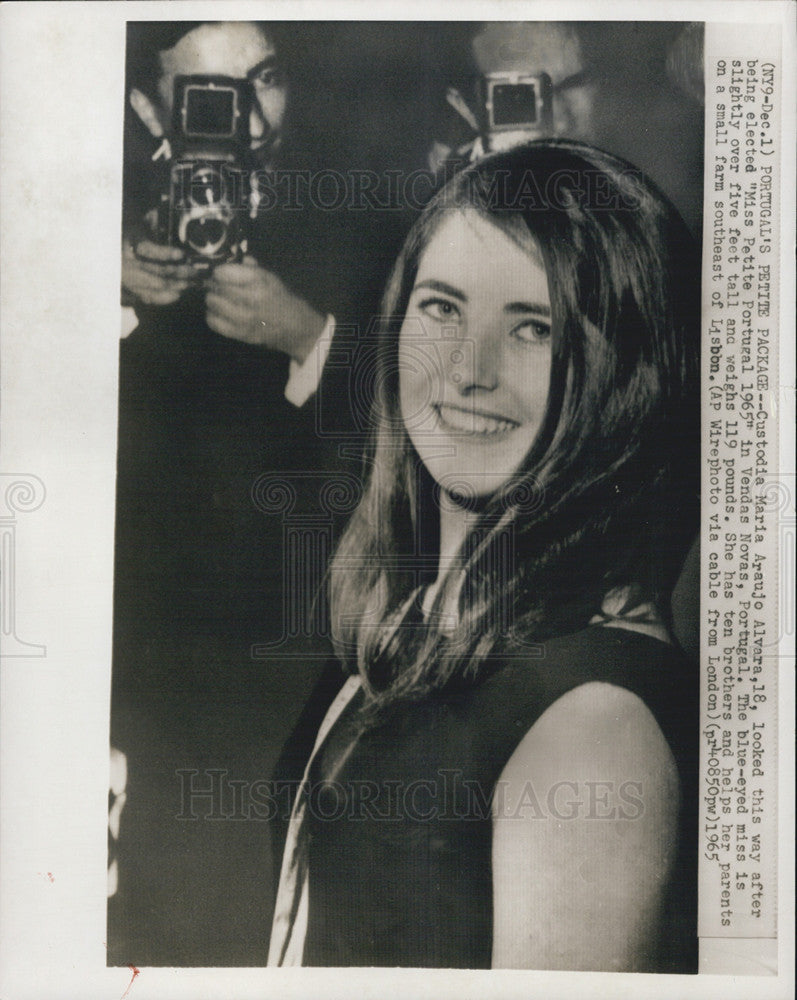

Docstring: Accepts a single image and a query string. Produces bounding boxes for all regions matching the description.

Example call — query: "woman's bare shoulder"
[498,680,679,793]
[491,681,681,971]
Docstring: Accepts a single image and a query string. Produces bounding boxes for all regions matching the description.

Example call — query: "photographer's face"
[399,209,552,499]
[158,22,287,166]
[471,22,597,141]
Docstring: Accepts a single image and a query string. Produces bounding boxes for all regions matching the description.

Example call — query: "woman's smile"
[433,402,521,438]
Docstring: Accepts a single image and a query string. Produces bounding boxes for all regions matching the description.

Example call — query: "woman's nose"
[450,331,500,394]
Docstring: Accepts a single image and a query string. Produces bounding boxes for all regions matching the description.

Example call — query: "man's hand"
[122,240,200,307]
[205,257,325,364]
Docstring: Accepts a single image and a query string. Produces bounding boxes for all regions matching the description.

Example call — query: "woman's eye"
[511,319,551,344]
[418,297,460,322]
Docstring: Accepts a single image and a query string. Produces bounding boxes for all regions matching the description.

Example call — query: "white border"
[1,3,794,999]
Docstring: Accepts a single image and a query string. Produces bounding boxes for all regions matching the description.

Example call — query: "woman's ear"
[129,88,164,139]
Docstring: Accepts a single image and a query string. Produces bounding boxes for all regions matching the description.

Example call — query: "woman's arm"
[491,681,680,971]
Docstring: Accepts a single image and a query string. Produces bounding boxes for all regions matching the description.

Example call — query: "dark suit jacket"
[108,182,412,964]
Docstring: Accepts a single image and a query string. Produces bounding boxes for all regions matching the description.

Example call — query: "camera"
[158,75,251,267]
[477,72,553,152]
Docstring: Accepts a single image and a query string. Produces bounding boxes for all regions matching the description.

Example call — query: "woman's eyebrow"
[413,279,467,303]
[505,300,552,317]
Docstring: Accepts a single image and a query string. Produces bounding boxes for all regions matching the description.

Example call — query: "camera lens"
[189,165,226,208]
[185,217,228,255]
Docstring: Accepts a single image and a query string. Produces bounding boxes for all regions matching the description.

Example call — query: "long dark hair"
[330,140,700,708]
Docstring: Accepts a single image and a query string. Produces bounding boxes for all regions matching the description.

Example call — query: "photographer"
[122,21,342,371]
[115,23,361,678]
[110,21,410,967]
[427,22,704,236]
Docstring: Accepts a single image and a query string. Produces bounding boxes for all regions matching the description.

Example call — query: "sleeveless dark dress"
[294,625,698,971]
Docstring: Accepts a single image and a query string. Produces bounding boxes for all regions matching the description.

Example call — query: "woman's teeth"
[436,405,518,435]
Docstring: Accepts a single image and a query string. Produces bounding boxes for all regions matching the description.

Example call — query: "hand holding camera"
[122,238,201,308]
[124,72,325,359]
[206,257,325,364]
[123,73,250,307]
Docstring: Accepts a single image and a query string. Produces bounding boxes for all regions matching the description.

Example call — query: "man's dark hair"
[125,21,301,97]
[125,22,205,96]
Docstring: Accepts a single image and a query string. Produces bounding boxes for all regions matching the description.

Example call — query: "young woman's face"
[399,209,552,498]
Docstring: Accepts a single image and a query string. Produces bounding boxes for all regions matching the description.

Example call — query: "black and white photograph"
[0,4,794,999]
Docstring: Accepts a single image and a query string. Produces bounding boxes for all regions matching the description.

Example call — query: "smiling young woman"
[269,141,701,972]
[399,209,553,500]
